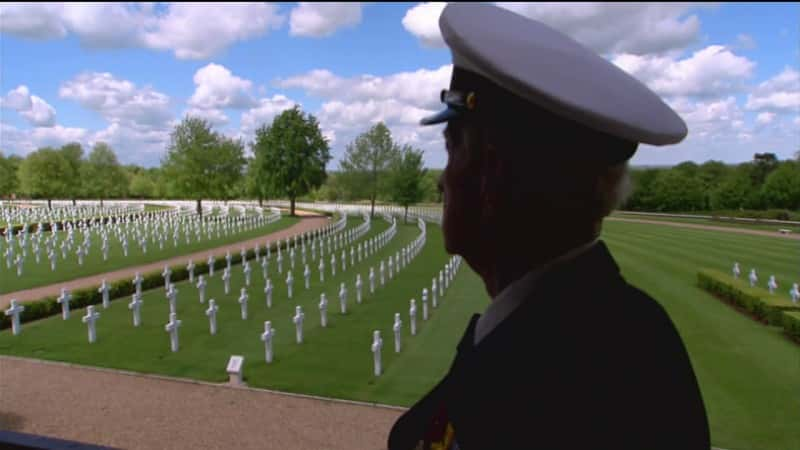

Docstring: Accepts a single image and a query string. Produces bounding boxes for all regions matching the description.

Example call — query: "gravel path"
[1,213,330,309]
[0,356,403,450]
[606,217,800,240]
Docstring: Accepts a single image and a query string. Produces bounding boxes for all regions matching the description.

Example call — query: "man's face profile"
[439,119,483,260]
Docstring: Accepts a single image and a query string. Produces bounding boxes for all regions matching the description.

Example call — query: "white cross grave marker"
[264,278,273,308]
[293,306,305,344]
[260,322,275,363]
[82,306,100,343]
[393,313,402,353]
[371,330,383,376]
[57,288,72,320]
[165,313,181,352]
[222,267,231,295]
[4,300,24,336]
[166,284,179,314]
[206,299,219,335]
[409,299,417,336]
[238,288,249,320]
[356,274,363,304]
[319,293,328,327]
[128,293,143,327]
[339,282,348,314]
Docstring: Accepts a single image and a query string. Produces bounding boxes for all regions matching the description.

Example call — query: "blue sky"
[1,2,798,169]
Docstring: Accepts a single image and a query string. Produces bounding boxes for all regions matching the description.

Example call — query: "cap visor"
[420,107,461,126]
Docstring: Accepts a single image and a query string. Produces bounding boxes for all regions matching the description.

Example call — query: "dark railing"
[0,430,115,449]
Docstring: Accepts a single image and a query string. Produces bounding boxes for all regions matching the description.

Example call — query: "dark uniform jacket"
[388,240,710,450]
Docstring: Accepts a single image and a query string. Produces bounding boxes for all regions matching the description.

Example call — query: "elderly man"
[388,4,709,450]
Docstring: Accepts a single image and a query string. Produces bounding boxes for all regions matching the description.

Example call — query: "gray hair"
[597,162,632,219]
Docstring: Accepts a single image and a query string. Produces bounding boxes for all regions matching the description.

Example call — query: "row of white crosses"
[732,262,800,303]
[169,213,359,351]
[1,203,139,233]
[128,213,353,351]
[2,209,298,341]
[258,215,416,367]
[2,204,279,277]
[371,224,467,376]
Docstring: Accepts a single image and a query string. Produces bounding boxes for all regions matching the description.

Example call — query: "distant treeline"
[3,143,796,217]
[622,153,800,216]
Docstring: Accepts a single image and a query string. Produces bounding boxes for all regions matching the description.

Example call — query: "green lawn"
[612,212,800,233]
[602,220,800,450]
[1,218,798,449]
[143,204,169,212]
[1,216,300,294]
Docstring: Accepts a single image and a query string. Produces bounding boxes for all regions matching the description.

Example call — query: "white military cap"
[421,3,688,155]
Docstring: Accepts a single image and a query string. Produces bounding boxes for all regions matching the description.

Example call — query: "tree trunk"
[290,197,296,217]
[72,199,76,206]
[404,205,408,224]
[100,198,104,208]
[258,196,263,207]
[48,199,52,209]
[196,199,202,217]
[370,194,376,219]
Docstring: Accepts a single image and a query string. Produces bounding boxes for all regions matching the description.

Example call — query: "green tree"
[750,152,779,187]
[251,106,331,216]
[761,161,800,209]
[422,169,443,203]
[623,168,662,211]
[59,142,84,203]
[18,148,72,208]
[0,152,19,198]
[80,142,127,205]
[648,170,704,211]
[710,167,752,210]
[338,122,401,218]
[161,117,246,215]
[697,161,730,209]
[129,172,157,199]
[388,145,427,223]
[244,156,270,206]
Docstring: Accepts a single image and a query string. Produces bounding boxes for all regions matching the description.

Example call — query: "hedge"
[783,312,800,341]
[697,268,800,327]
[1,212,339,330]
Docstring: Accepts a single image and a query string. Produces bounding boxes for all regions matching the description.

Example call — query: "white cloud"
[0,3,67,40]
[188,63,256,110]
[403,3,705,55]
[0,122,90,156]
[401,2,447,48]
[278,64,453,166]
[745,67,800,112]
[794,116,800,127]
[756,112,775,125]
[20,96,57,127]
[183,108,229,127]
[1,3,284,60]
[278,65,452,110]
[89,122,171,165]
[612,45,755,98]
[59,72,173,129]
[59,3,151,49]
[289,3,362,37]
[1,85,33,110]
[319,99,432,129]
[1,85,56,127]
[139,3,284,60]
[666,96,744,140]
[240,95,298,137]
